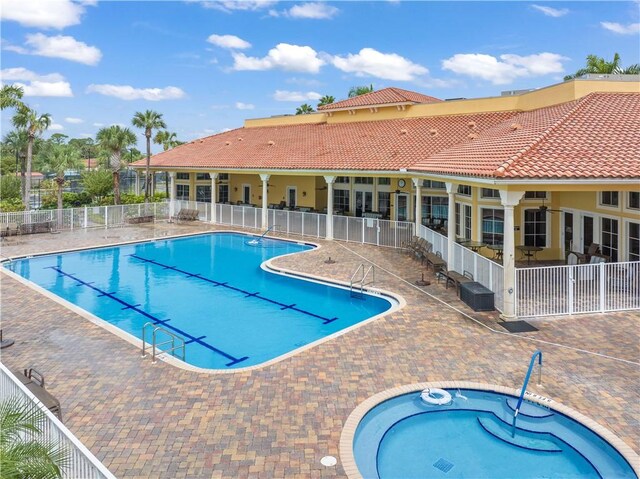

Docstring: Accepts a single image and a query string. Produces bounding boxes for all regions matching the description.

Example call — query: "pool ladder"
[141,322,186,364]
[350,264,375,298]
[512,350,543,437]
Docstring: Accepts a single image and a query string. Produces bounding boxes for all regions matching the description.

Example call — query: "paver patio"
[1,223,638,478]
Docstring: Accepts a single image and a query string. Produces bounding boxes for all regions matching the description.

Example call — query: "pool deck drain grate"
[433,458,454,473]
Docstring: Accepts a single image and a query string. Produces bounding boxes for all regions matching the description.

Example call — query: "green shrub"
[41,191,92,209]
[0,175,21,200]
[98,192,167,206]
[0,198,26,212]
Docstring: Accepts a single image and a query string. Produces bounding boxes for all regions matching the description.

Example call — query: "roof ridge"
[494,95,593,177]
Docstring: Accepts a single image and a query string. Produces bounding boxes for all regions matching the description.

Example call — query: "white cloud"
[48,123,64,131]
[287,3,339,19]
[194,1,277,13]
[600,22,640,35]
[273,90,322,102]
[207,34,251,49]
[235,102,255,110]
[86,84,186,101]
[13,33,103,65]
[442,52,567,85]
[0,0,88,29]
[0,67,64,82]
[232,43,325,73]
[531,5,569,17]
[65,117,84,124]
[1,67,73,97]
[332,48,428,81]
[93,122,104,127]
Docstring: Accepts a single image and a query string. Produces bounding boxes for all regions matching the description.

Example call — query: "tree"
[348,84,374,98]
[132,110,166,202]
[12,106,52,209]
[43,145,82,214]
[564,53,640,80]
[49,133,69,145]
[295,104,315,115]
[81,169,113,201]
[0,396,70,478]
[96,126,137,205]
[154,130,183,197]
[317,95,335,108]
[0,85,24,110]
[2,130,28,184]
[68,137,98,163]
[0,175,21,200]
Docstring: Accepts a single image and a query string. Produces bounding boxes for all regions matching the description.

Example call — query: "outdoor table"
[488,244,504,261]
[462,241,487,253]
[517,245,544,265]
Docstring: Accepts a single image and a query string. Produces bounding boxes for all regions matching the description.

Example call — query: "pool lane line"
[128,254,339,325]
[47,266,249,367]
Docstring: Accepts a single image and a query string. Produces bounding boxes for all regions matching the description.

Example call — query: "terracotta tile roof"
[411,92,640,179]
[317,87,442,111]
[135,111,515,172]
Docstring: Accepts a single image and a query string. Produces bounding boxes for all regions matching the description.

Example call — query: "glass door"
[242,185,251,204]
[395,193,409,222]
[563,212,574,256]
[581,215,594,253]
[287,187,297,208]
[355,190,373,217]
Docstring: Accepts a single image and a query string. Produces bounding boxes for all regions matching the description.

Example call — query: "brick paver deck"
[1,223,638,478]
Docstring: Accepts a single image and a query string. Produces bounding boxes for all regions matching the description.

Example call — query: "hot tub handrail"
[512,350,543,437]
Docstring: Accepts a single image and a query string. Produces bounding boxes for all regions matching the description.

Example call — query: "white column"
[412,178,422,233]
[324,175,336,240]
[169,172,176,218]
[499,190,525,320]
[260,173,270,230]
[210,173,218,224]
[445,182,457,268]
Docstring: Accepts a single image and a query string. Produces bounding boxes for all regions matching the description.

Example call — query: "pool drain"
[433,458,454,473]
[320,456,337,467]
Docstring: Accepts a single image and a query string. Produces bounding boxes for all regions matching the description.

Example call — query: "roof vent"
[268,140,275,146]
[199,140,204,144]
[400,129,408,135]
[467,121,476,128]
[510,123,522,131]
[429,128,438,136]
[225,141,231,146]
[467,133,479,139]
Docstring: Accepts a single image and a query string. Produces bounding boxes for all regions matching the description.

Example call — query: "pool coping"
[0,229,406,375]
[339,381,640,479]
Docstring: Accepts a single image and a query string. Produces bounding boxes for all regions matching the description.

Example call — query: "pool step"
[477,416,562,453]
[505,398,553,418]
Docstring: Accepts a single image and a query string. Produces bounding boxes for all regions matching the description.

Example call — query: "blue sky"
[1,0,638,152]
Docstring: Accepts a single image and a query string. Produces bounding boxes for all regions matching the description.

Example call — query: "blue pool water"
[4,232,394,369]
[353,389,637,479]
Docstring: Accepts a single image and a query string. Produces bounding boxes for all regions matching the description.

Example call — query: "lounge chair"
[425,250,446,274]
[13,368,62,420]
[172,208,199,223]
[0,223,21,237]
[574,243,600,263]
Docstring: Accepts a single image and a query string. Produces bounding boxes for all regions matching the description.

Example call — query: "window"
[600,191,619,207]
[455,203,472,239]
[354,177,374,185]
[378,192,390,217]
[176,172,190,180]
[601,217,618,262]
[628,192,640,210]
[335,176,350,184]
[333,189,349,213]
[421,196,448,220]
[523,209,547,247]
[457,185,471,196]
[422,180,445,189]
[176,184,190,200]
[218,184,229,203]
[196,173,210,181]
[524,191,547,199]
[218,173,229,181]
[378,177,391,185]
[629,222,640,262]
[196,185,211,202]
[481,188,500,199]
[482,208,504,245]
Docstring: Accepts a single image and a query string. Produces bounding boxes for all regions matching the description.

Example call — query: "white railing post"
[568,266,574,315]
[599,261,606,312]
[301,212,305,237]
[70,208,74,230]
[84,206,88,229]
[104,206,108,229]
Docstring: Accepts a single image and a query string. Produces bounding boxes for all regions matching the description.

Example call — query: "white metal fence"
[0,363,116,479]
[515,261,640,317]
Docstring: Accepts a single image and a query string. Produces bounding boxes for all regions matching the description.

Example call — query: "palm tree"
[132,110,166,202]
[96,125,137,205]
[0,396,70,478]
[0,85,24,110]
[3,130,28,196]
[348,84,374,98]
[317,95,335,108]
[295,104,315,115]
[153,130,182,197]
[564,53,640,80]
[12,106,52,208]
[43,145,82,216]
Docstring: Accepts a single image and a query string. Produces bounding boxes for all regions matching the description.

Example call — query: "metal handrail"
[141,322,186,364]
[349,264,375,296]
[512,350,543,437]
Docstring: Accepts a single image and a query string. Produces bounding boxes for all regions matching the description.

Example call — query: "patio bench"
[126,215,154,224]
[438,270,474,296]
[172,209,199,223]
[12,368,62,421]
[20,221,54,235]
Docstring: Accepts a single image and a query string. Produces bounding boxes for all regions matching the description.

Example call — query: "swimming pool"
[3,232,396,370]
[348,385,638,479]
